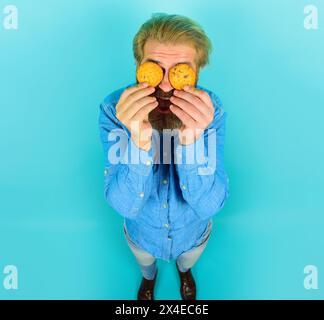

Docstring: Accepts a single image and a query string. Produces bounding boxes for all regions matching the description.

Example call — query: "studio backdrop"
[0,0,323,299]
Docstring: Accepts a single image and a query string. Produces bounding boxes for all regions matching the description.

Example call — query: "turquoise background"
[0,0,323,299]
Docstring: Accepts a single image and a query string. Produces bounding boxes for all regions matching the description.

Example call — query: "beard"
[147,87,182,134]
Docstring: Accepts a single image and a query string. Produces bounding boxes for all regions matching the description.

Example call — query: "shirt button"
[139,192,145,198]
[104,169,108,176]
[162,203,168,209]
[168,236,172,241]
[162,179,168,184]
[145,160,152,166]
[182,185,186,190]
[164,223,169,228]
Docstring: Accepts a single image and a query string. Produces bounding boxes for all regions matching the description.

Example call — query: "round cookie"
[169,63,196,90]
[136,61,164,87]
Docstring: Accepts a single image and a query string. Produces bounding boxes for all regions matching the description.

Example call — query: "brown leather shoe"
[176,263,196,300]
[137,270,158,300]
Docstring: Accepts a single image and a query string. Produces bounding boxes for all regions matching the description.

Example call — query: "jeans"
[123,220,212,280]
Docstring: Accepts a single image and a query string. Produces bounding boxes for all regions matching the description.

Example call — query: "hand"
[169,86,214,145]
[116,83,158,151]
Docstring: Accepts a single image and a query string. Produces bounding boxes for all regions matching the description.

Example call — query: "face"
[140,39,199,133]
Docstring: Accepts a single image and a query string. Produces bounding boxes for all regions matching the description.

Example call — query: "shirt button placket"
[161,170,171,260]
[167,236,172,261]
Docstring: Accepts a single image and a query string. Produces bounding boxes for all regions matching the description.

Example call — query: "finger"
[183,86,213,109]
[123,96,157,120]
[122,86,156,111]
[169,104,196,128]
[117,86,156,117]
[119,82,149,105]
[173,90,211,118]
[170,96,206,123]
[132,100,159,122]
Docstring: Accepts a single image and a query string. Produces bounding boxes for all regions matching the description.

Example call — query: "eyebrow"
[144,58,194,69]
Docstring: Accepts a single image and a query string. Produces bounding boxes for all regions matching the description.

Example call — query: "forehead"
[142,39,197,68]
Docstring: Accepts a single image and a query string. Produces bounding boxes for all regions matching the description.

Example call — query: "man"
[98,13,229,300]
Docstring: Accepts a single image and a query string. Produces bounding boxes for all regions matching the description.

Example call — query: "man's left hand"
[170,86,214,145]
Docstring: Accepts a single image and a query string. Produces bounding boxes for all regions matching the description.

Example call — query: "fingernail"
[184,85,189,90]
[142,82,148,87]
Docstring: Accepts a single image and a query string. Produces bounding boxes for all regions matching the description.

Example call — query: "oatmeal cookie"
[169,63,196,90]
[136,61,164,87]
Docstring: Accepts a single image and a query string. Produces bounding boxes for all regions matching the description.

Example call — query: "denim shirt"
[98,83,229,261]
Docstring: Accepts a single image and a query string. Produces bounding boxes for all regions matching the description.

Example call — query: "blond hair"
[133,13,212,70]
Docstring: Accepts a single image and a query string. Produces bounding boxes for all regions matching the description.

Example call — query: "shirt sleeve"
[174,94,229,220]
[98,101,156,219]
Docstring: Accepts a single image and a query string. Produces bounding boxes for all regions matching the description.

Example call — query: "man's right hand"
[116,83,158,151]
